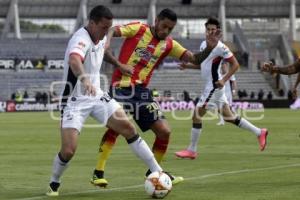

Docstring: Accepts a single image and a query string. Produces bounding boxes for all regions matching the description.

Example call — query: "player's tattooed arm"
[181,28,221,65]
[104,26,122,50]
[193,47,213,65]
[104,48,133,76]
[180,49,212,66]
[262,59,300,75]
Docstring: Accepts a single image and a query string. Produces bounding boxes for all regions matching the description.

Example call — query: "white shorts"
[61,94,121,132]
[196,87,228,110]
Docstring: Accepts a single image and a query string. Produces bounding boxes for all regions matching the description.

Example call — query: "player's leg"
[91,98,163,182]
[106,107,163,173]
[46,97,89,196]
[91,87,132,187]
[217,112,225,125]
[91,128,119,187]
[218,92,232,125]
[175,106,206,159]
[46,128,79,196]
[146,119,184,185]
[221,104,268,151]
[150,119,170,164]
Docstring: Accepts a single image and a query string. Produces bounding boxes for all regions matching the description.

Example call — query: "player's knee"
[223,115,237,123]
[192,115,202,123]
[157,127,171,139]
[61,148,75,160]
[119,121,136,138]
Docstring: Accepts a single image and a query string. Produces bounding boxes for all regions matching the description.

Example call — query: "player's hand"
[178,62,188,70]
[261,61,275,73]
[119,64,133,76]
[215,79,225,89]
[81,77,96,96]
[206,28,222,50]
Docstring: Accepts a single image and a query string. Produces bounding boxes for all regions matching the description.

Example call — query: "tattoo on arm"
[193,47,212,65]
[274,59,300,75]
[275,64,298,75]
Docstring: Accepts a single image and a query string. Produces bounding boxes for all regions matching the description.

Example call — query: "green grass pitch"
[0,109,300,200]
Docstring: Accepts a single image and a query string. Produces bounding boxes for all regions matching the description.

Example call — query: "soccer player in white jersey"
[175,18,269,159]
[217,61,237,125]
[46,5,165,196]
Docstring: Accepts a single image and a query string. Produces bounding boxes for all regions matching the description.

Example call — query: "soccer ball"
[144,171,172,199]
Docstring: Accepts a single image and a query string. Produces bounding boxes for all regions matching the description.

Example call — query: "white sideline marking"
[14,163,300,200]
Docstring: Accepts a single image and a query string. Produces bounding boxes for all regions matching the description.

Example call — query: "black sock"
[94,169,104,178]
[49,182,60,191]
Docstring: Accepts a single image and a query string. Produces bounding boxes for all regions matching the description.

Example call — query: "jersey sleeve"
[220,43,233,61]
[68,36,90,61]
[117,22,142,38]
[168,40,187,59]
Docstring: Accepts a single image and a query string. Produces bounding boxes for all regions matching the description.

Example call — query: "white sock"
[187,128,202,152]
[128,136,162,173]
[218,114,225,123]
[50,154,69,183]
[238,118,261,136]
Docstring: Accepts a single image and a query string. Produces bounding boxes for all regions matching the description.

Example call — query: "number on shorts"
[146,102,160,113]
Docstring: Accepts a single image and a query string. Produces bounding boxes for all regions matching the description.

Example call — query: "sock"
[152,137,169,163]
[218,114,225,124]
[50,153,69,183]
[187,123,202,152]
[235,117,261,136]
[127,134,162,173]
[95,129,118,172]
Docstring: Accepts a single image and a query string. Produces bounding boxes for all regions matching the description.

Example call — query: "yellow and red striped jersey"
[111,22,187,87]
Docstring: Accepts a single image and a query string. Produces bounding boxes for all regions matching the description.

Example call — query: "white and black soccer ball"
[144,171,172,199]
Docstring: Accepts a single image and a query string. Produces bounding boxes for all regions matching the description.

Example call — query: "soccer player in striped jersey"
[46,5,167,196]
[90,9,220,187]
[175,17,269,160]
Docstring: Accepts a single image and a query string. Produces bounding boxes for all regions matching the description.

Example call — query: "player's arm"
[104,26,122,50]
[104,47,133,76]
[262,59,300,75]
[178,62,200,70]
[180,48,213,65]
[180,29,221,65]
[68,54,96,96]
[215,56,239,88]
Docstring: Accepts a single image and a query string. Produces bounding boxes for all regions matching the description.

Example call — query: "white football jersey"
[61,27,106,100]
[199,41,233,91]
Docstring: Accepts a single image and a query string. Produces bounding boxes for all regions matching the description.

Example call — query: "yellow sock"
[95,142,114,171]
[152,137,169,163]
[153,150,165,163]
[95,129,118,171]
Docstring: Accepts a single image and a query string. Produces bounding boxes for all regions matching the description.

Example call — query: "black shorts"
[109,85,164,132]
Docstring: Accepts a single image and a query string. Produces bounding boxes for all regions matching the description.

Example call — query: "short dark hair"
[157,8,177,22]
[205,17,220,29]
[89,5,113,23]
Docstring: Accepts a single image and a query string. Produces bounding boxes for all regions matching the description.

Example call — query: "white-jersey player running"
[175,17,269,160]
[217,61,237,125]
[46,5,164,197]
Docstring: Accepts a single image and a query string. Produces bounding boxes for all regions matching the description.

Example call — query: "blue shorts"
[109,85,164,132]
